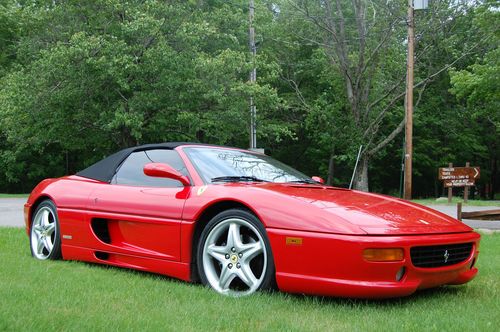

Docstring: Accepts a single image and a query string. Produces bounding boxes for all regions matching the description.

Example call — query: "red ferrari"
[24,143,480,298]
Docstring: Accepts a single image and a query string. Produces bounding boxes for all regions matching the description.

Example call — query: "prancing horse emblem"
[444,249,450,263]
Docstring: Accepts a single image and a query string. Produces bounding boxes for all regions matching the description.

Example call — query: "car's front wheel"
[197,209,275,296]
[30,200,62,260]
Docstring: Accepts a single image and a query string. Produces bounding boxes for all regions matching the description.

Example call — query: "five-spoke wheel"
[197,209,274,296]
[30,200,61,260]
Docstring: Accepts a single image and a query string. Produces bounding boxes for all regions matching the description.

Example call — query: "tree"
[449,1,499,198]
[0,0,283,190]
[0,0,17,76]
[271,0,485,191]
[0,0,497,198]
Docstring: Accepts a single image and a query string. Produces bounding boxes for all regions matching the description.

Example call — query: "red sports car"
[24,143,480,298]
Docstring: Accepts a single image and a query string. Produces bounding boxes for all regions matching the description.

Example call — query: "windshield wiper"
[288,179,320,184]
[211,176,268,183]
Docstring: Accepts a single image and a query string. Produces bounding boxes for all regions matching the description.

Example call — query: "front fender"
[183,184,366,235]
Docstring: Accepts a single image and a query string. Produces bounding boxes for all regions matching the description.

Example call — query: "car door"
[88,149,190,261]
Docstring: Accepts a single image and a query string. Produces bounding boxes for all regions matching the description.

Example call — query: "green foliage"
[449,1,499,127]
[450,48,499,133]
[0,0,284,190]
[446,1,499,199]
[0,0,18,75]
[0,0,497,197]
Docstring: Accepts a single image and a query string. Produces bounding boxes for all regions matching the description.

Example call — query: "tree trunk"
[119,127,138,148]
[327,145,335,186]
[353,156,369,191]
[327,154,335,186]
[490,154,497,200]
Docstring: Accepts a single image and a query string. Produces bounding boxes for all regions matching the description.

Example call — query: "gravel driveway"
[0,198,26,227]
[426,204,500,230]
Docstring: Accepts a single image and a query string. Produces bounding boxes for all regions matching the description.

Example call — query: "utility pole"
[403,0,415,200]
[249,0,257,149]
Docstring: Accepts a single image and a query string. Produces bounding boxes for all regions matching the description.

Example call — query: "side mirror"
[143,163,190,186]
[311,176,325,184]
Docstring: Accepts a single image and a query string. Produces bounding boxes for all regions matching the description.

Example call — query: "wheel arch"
[190,200,263,281]
[27,195,54,232]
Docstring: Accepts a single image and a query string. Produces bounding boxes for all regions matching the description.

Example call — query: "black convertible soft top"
[76,142,200,183]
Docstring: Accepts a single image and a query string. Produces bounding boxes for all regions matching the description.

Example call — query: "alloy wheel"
[201,217,268,296]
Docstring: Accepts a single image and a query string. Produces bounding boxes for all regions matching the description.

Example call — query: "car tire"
[197,208,275,296]
[30,199,62,260]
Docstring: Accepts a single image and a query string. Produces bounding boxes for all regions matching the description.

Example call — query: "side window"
[112,149,188,187]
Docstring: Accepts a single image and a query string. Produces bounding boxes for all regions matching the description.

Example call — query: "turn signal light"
[363,248,404,262]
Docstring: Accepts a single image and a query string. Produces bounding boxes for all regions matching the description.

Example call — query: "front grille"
[410,243,473,268]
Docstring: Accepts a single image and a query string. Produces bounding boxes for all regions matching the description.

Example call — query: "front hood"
[262,184,472,235]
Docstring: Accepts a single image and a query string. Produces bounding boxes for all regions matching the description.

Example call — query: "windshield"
[184,147,314,184]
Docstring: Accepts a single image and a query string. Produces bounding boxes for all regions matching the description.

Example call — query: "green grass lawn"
[0,228,498,331]
[0,193,29,198]
[413,197,500,207]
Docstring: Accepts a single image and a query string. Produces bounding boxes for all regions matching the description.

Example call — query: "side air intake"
[91,218,111,244]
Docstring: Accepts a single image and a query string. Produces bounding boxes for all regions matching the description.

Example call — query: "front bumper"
[267,228,480,298]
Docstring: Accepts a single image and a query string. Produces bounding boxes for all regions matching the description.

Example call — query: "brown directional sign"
[443,179,475,187]
[438,167,480,188]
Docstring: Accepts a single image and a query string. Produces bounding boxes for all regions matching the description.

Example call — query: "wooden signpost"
[438,162,480,203]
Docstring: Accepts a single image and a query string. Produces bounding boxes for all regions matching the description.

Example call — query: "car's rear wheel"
[197,209,275,296]
[30,200,62,260]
